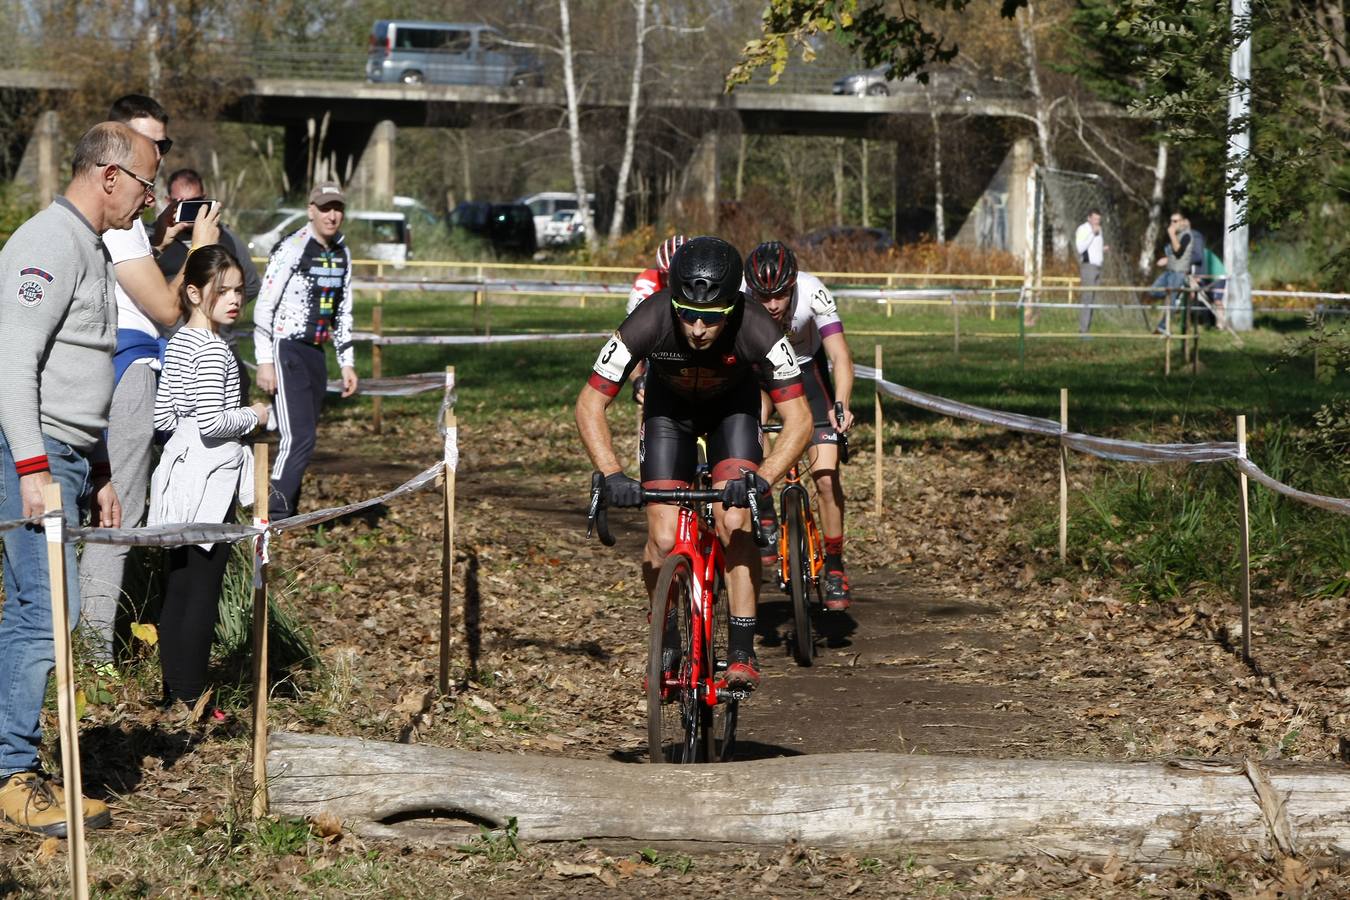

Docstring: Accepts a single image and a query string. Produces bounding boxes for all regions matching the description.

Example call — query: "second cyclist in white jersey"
[744,241,856,609]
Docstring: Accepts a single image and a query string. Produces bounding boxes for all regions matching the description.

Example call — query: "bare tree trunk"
[607,0,647,242]
[270,733,1350,861]
[927,90,945,244]
[1017,1,1068,258]
[834,138,845,226]
[559,0,597,250]
[860,139,870,228]
[1137,140,1168,280]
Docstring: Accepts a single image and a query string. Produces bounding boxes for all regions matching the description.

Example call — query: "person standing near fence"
[1152,210,1194,333]
[253,181,357,519]
[148,246,268,716]
[78,95,223,669]
[1074,209,1106,335]
[0,122,156,835]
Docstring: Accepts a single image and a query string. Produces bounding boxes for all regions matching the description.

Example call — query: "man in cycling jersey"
[625,234,685,404]
[745,241,856,610]
[577,236,812,690]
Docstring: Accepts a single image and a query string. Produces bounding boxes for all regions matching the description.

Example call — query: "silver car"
[832,64,894,96]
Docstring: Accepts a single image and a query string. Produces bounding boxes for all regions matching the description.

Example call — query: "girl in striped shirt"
[148,246,269,713]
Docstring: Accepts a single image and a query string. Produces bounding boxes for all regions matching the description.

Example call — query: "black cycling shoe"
[823,570,852,610]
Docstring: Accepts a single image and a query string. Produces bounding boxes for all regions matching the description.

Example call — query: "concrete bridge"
[3,60,1114,248]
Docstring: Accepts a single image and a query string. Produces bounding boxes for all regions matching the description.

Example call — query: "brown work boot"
[0,771,112,837]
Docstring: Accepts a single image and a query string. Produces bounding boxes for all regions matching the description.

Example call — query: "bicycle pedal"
[721,688,753,702]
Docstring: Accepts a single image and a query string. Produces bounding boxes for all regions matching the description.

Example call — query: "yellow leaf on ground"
[130,622,158,647]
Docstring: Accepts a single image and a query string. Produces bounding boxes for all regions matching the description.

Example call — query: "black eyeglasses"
[100,162,156,196]
[155,138,173,156]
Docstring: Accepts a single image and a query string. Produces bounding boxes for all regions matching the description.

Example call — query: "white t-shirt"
[104,219,161,339]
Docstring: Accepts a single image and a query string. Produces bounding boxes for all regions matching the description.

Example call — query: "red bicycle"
[589,470,767,763]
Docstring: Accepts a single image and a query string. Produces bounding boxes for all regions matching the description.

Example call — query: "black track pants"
[270,338,328,519]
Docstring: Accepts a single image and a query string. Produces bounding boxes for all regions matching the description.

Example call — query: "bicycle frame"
[661,502,733,708]
[776,464,825,593]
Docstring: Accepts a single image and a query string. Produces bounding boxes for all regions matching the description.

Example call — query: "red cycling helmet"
[744,241,798,297]
[655,234,687,274]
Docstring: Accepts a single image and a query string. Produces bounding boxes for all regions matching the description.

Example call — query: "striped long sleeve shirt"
[154,328,259,439]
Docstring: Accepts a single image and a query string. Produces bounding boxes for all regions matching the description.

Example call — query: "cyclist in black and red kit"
[577,236,812,690]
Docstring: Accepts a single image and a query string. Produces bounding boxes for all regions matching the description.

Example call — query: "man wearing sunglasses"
[79,94,223,669]
[745,241,856,610]
[577,236,813,691]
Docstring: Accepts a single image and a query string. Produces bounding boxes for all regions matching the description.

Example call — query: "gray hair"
[70,122,137,178]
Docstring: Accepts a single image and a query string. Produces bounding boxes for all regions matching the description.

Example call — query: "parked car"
[832,63,893,96]
[800,226,895,253]
[516,191,595,246]
[541,210,585,247]
[448,201,537,255]
[246,208,413,265]
[366,20,542,86]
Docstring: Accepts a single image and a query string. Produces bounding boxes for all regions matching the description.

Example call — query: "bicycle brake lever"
[587,472,616,546]
[744,472,770,548]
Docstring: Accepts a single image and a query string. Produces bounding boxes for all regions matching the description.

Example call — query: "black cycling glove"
[721,474,770,509]
[630,374,646,404]
[604,472,644,508]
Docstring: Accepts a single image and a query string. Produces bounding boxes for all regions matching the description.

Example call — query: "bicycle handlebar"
[763,403,850,462]
[587,471,769,548]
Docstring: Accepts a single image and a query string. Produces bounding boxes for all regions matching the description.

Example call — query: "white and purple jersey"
[741,271,843,356]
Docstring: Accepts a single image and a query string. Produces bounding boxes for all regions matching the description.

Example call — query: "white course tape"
[350,331,607,347]
[0,515,41,534]
[444,426,458,473]
[860,365,1350,515]
[72,461,445,546]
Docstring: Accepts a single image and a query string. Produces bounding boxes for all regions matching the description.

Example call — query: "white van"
[246,209,412,266]
[516,191,596,246]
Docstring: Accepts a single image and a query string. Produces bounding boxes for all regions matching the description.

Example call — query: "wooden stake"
[951,294,960,358]
[251,442,271,818]
[1164,306,1172,377]
[1237,415,1251,663]
[371,304,384,435]
[1059,389,1068,562]
[439,366,457,696]
[42,483,89,900]
[873,345,883,516]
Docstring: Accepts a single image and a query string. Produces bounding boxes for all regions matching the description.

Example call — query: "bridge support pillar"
[347,120,397,208]
[1006,137,1034,260]
[661,127,720,231]
[12,110,61,207]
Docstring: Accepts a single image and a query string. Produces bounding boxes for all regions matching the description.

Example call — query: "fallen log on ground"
[269,732,1350,862]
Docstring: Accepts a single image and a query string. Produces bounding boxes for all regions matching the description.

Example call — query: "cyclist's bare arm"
[821,332,855,430]
[757,393,811,485]
[576,383,623,476]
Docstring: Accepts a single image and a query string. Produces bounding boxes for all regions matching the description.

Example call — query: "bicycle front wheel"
[648,553,699,763]
[785,489,814,666]
[705,568,738,762]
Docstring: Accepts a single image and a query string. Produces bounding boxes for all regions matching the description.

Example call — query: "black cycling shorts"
[799,351,839,447]
[640,375,762,488]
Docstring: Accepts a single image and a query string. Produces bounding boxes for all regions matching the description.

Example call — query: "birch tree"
[608,0,648,242]
[558,0,597,249]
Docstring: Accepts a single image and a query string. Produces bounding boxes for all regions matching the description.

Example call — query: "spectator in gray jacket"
[0,122,153,836]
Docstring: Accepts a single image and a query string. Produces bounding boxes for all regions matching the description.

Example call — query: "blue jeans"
[0,433,90,777]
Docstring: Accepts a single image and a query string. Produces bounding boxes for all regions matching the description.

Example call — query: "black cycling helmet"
[669,236,743,308]
[744,241,799,297]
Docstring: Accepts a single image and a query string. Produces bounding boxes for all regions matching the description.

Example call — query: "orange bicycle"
[762,425,825,666]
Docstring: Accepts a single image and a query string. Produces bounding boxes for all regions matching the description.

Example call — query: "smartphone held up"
[175,199,215,224]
